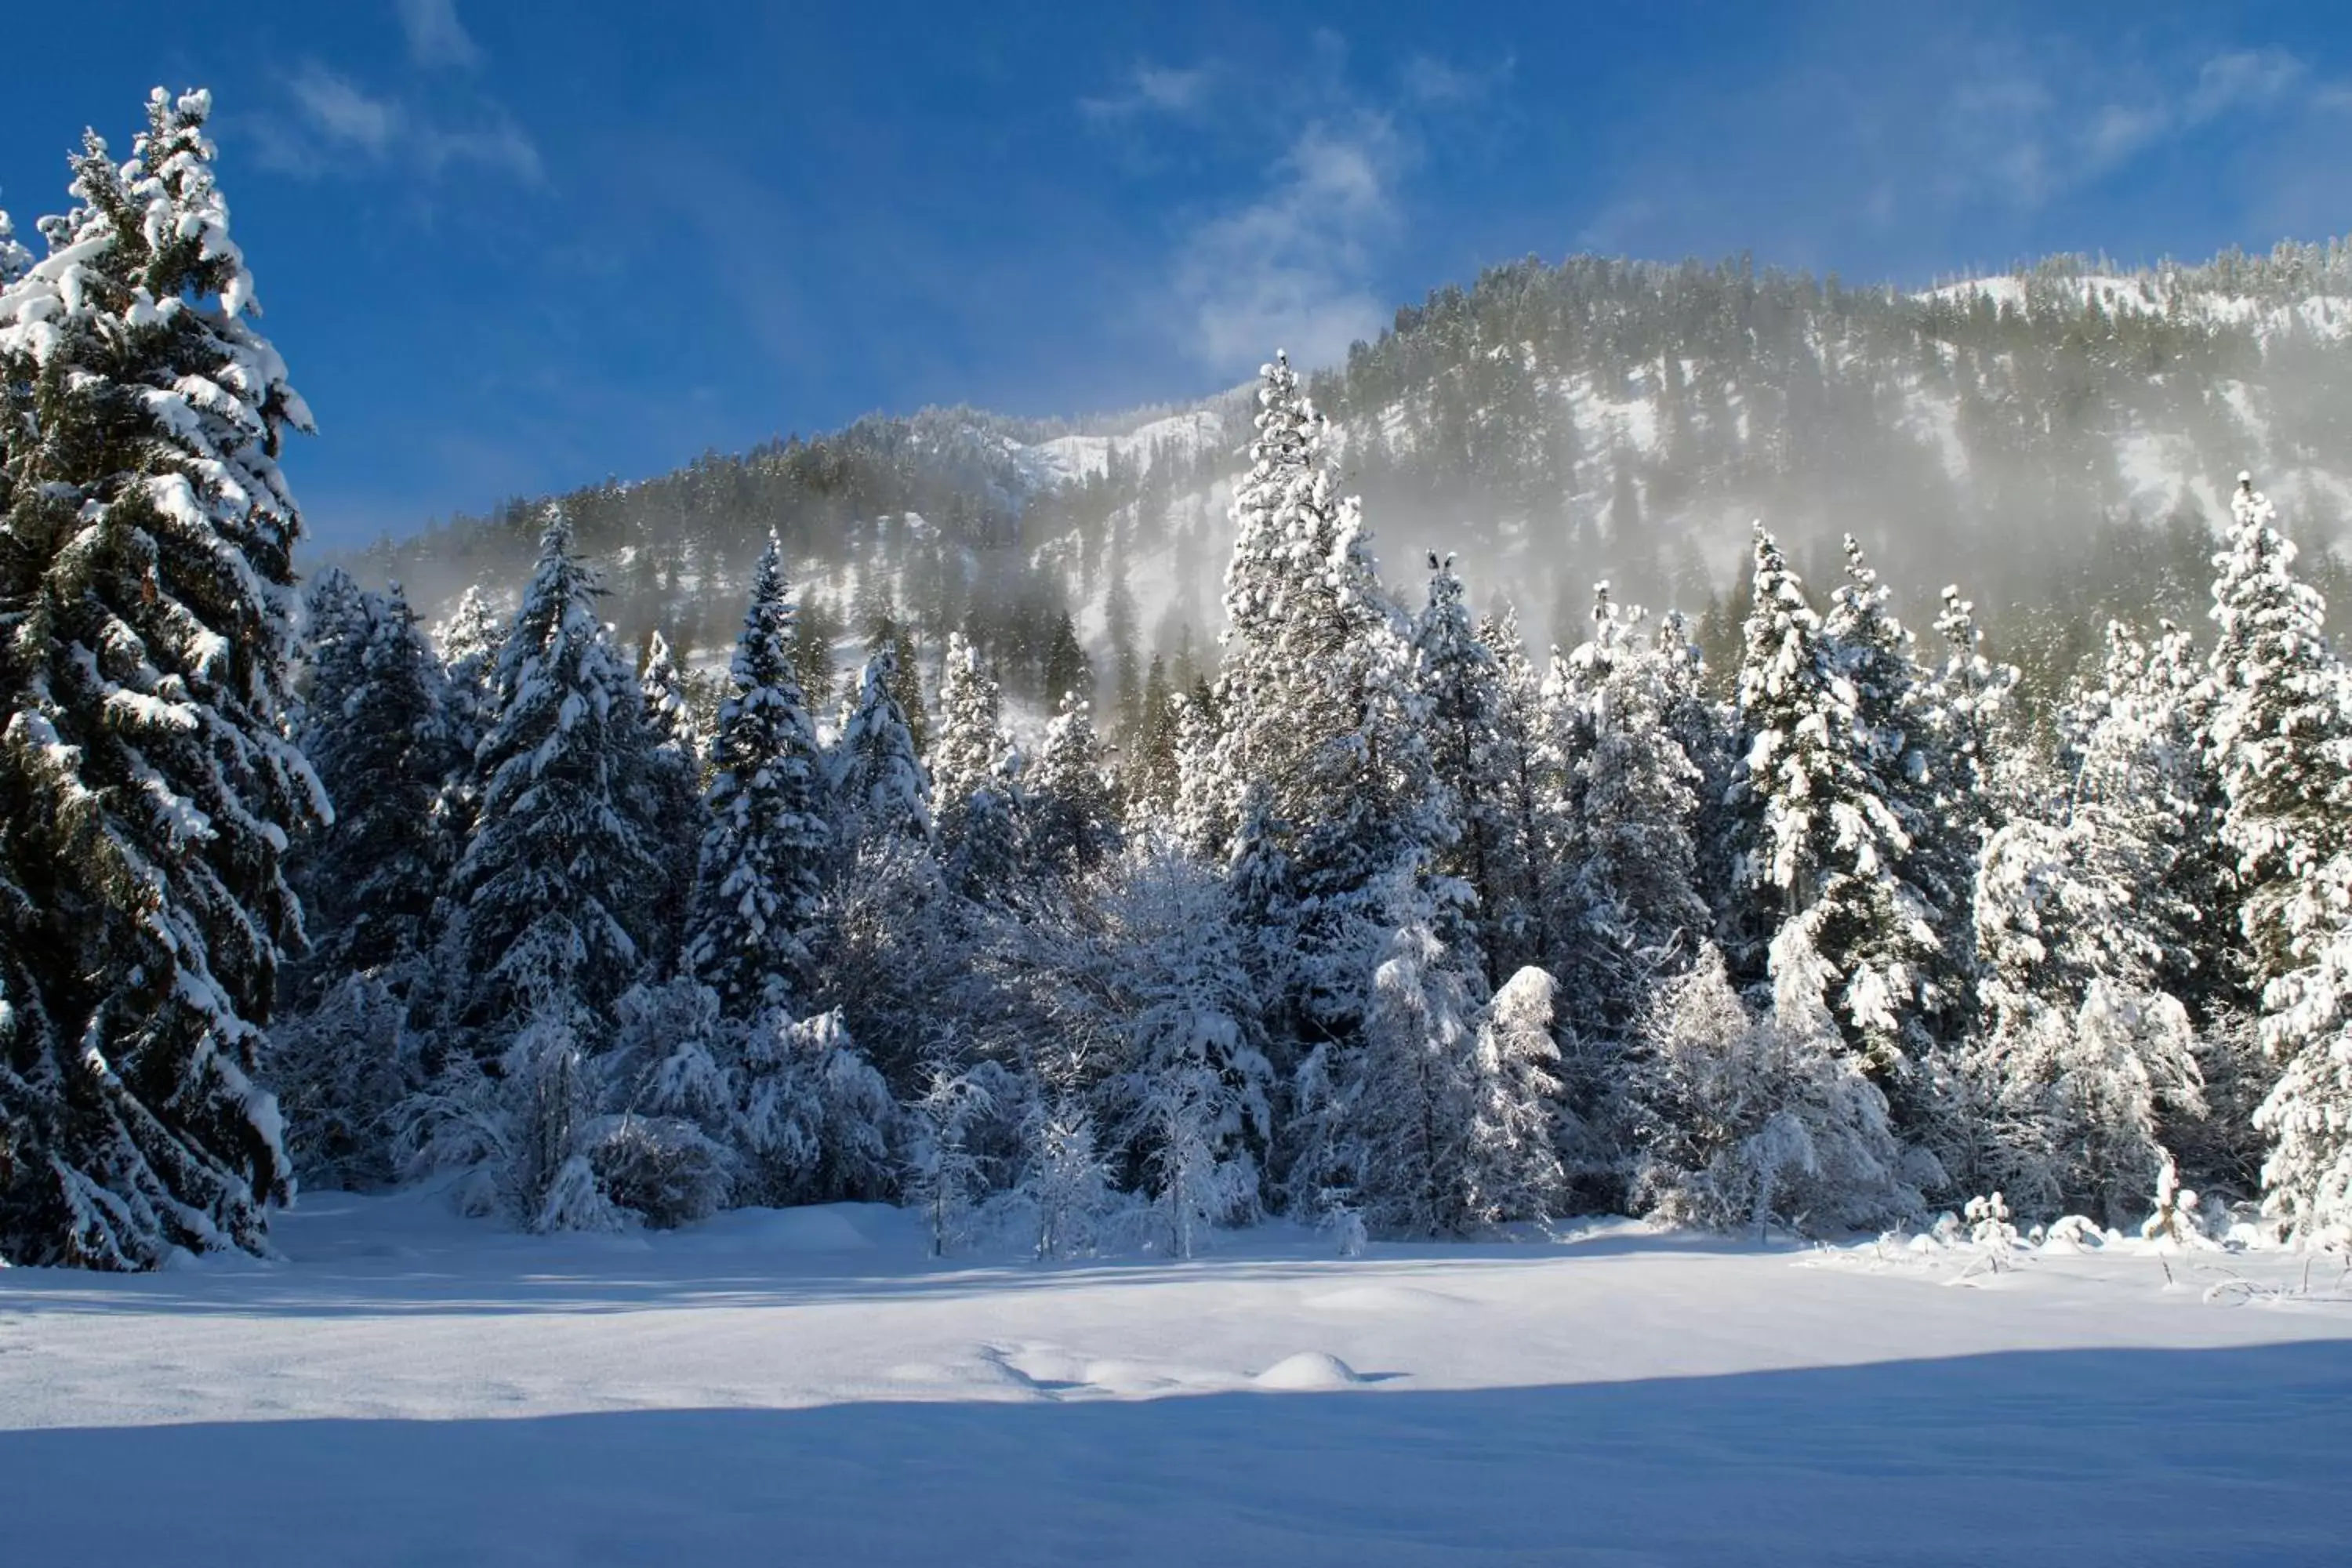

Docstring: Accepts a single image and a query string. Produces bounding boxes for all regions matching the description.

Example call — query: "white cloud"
[1080,62,1214,123]
[1175,115,1404,372]
[256,64,542,184]
[396,0,484,71]
[2188,48,2305,122]
[289,66,400,158]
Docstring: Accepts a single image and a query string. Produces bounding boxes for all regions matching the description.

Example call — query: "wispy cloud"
[395,0,484,71]
[1080,61,1214,123]
[1933,45,2334,216]
[1174,114,1406,372]
[254,64,542,184]
[1088,41,1501,375]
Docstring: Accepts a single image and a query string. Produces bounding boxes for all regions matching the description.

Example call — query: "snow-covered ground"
[5,1193,2348,1566]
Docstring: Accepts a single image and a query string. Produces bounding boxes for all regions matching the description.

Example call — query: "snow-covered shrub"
[1964,1192,2019,1270]
[739,1009,898,1206]
[903,1062,997,1258]
[1631,942,1918,1239]
[266,973,416,1192]
[588,1115,732,1229]
[1013,1100,1116,1261]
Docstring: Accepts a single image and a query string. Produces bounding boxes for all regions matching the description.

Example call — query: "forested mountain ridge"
[353,239,2352,719]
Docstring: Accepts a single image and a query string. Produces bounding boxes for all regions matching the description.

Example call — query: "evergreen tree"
[1042,608,1091,710]
[1029,691,1117,877]
[637,629,705,971]
[0,90,324,1268]
[285,574,456,1006]
[1202,352,1450,1051]
[682,532,830,1017]
[1544,585,1709,1047]
[1730,527,1943,1092]
[2206,476,2352,1243]
[829,642,932,851]
[1631,942,1917,1238]
[1413,555,1516,987]
[450,510,666,1036]
[1094,846,1273,1255]
[930,632,1022,895]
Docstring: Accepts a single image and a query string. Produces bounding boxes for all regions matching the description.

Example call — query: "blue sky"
[5,2,2350,547]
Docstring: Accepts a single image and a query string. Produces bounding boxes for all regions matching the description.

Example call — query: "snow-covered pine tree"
[1293,884,1492,1237]
[829,641,932,852]
[450,509,667,1037]
[1028,691,1117,877]
[2208,475,2352,982]
[1817,534,1958,1083]
[1966,810,2203,1225]
[1414,555,1523,989]
[737,1007,897,1207]
[2063,620,2256,1190]
[2206,475,2352,1243]
[636,630,704,974]
[1462,966,1569,1227]
[930,632,1022,896]
[0,90,325,1268]
[682,532,830,1018]
[1470,608,1553,982]
[1094,846,1274,1255]
[1543,584,1709,1048]
[432,583,504,756]
[1201,352,1452,1053]
[286,573,455,1002]
[1730,527,1943,1093]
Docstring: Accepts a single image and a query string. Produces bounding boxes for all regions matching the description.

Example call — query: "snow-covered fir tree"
[1292,884,1496,1237]
[1196,353,1453,1052]
[1028,691,1118,877]
[930,632,1022,896]
[2206,476,2352,1244]
[1966,808,2203,1225]
[682,533,830,1018]
[1730,528,1944,1099]
[830,642,932,852]
[285,572,455,1004]
[1462,965,1570,1228]
[1414,555,1526,989]
[1091,846,1273,1255]
[1543,585,1709,1051]
[448,510,669,1038]
[432,583,504,757]
[0,90,325,1268]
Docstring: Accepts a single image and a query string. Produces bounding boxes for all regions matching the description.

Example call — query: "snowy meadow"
[6,1191,2350,1566]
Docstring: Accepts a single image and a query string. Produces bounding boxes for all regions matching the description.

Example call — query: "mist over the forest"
[347,238,2352,720]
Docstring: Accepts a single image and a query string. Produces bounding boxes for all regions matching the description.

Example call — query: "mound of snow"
[1254,1351,1365,1391]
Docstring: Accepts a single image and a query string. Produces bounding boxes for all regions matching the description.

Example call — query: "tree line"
[5,90,2351,1269]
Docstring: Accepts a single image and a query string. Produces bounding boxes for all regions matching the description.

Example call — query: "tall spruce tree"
[1730,527,1943,1096]
[1413,556,1518,988]
[1200,352,1451,1051]
[2207,476,2352,1243]
[683,533,829,1018]
[0,89,324,1268]
[286,573,455,1002]
[830,641,932,851]
[450,510,667,1036]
